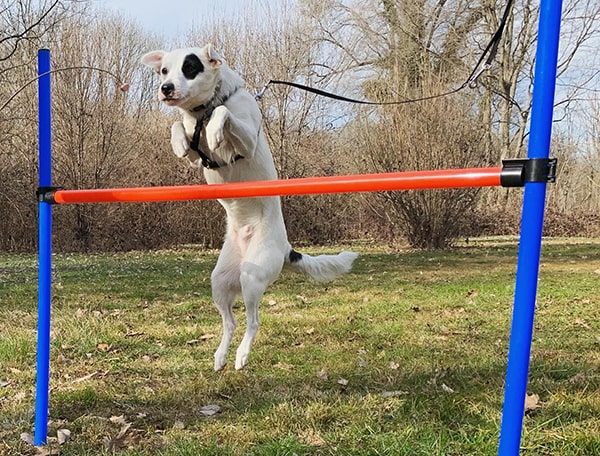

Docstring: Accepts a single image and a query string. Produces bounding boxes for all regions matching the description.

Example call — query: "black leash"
[256,0,514,106]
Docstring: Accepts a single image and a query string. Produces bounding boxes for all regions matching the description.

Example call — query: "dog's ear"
[204,44,223,69]
[140,50,166,73]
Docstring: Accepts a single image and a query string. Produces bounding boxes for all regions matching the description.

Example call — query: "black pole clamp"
[501,158,557,187]
[36,186,62,204]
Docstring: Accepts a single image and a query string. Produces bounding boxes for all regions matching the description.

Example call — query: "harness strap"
[189,92,244,169]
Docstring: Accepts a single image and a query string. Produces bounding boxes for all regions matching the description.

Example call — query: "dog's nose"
[161,83,175,96]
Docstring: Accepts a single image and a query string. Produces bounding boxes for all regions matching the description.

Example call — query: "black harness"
[189,91,244,170]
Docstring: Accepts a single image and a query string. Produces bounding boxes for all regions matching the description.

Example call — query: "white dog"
[141,45,358,371]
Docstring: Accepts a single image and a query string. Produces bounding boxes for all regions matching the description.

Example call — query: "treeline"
[1,0,599,253]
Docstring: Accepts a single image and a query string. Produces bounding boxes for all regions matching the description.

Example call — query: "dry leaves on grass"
[199,405,221,417]
[71,370,108,384]
[296,294,310,304]
[186,334,216,345]
[96,342,112,353]
[56,430,70,446]
[440,383,455,394]
[575,318,591,330]
[428,369,455,393]
[525,393,541,413]
[316,368,328,381]
[466,289,479,300]
[104,415,138,451]
[173,420,185,430]
[20,429,71,455]
[300,428,326,447]
[381,390,409,398]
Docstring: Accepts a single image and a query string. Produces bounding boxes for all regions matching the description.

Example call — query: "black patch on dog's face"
[181,54,204,80]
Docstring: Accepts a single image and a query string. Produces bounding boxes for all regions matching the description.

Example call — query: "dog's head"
[141,45,223,110]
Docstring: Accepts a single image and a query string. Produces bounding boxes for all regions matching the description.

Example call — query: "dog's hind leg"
[212,285,237,371]
[235,252,283,370]
[211,240,241,371]
[235,266,266,370]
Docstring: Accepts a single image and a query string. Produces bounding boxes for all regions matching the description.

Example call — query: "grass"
[0,238,599,455]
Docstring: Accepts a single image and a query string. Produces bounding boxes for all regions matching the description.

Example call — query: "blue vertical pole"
[498,0,563,455]
[35,48,53,447]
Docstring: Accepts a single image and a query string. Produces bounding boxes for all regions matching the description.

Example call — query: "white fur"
[141,45,358,371]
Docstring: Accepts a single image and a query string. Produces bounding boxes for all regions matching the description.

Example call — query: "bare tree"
[0,0,83,250]
[304,0,492,247]
[477,0,600,162]
[0,0,71,63]
[299,0,600,245]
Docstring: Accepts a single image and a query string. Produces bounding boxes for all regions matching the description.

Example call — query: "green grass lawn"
[1,238,599,455]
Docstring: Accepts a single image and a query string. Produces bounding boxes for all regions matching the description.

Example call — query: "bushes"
[1,4,599,253]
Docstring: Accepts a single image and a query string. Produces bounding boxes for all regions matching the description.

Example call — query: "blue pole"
[498,0,563,454]
[34,48,53,447]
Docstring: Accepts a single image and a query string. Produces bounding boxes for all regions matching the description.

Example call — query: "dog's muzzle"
[161,82,175,97]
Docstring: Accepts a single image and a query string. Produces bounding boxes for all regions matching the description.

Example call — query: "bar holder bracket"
[501,158,557,187]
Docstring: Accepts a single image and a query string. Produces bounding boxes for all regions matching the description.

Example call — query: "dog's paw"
[170,122,189,158]
[205,106,228,151]
[234,348,249,370]
[214,351,228,372]
[234,356,248,370]
[172,141,189,158]
[186,149,202,167]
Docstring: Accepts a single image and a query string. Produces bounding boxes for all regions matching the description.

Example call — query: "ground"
[0,238,599,455]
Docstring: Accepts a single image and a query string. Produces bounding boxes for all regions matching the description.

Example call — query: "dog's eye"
[161,67,168,75]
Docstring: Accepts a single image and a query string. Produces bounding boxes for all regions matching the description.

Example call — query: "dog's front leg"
[206,105,258,158]
[204,106,228,152]
[171,121,201,165]
[170,121,190,157]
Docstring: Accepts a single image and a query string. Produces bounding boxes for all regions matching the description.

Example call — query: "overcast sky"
[92,0,249,39]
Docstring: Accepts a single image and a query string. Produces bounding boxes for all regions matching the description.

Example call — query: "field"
[1,238,599,455]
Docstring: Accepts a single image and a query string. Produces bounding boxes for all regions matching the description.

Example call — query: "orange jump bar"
[50,168,503,204]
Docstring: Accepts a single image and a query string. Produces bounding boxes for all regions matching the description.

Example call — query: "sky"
[92,0,249,39]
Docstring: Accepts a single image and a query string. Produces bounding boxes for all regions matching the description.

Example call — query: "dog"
[141,45,358,371]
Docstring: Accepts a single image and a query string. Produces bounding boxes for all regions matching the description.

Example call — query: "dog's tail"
[285,248,358,282]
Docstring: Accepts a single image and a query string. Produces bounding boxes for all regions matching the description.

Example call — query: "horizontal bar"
[51,167,503,205]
